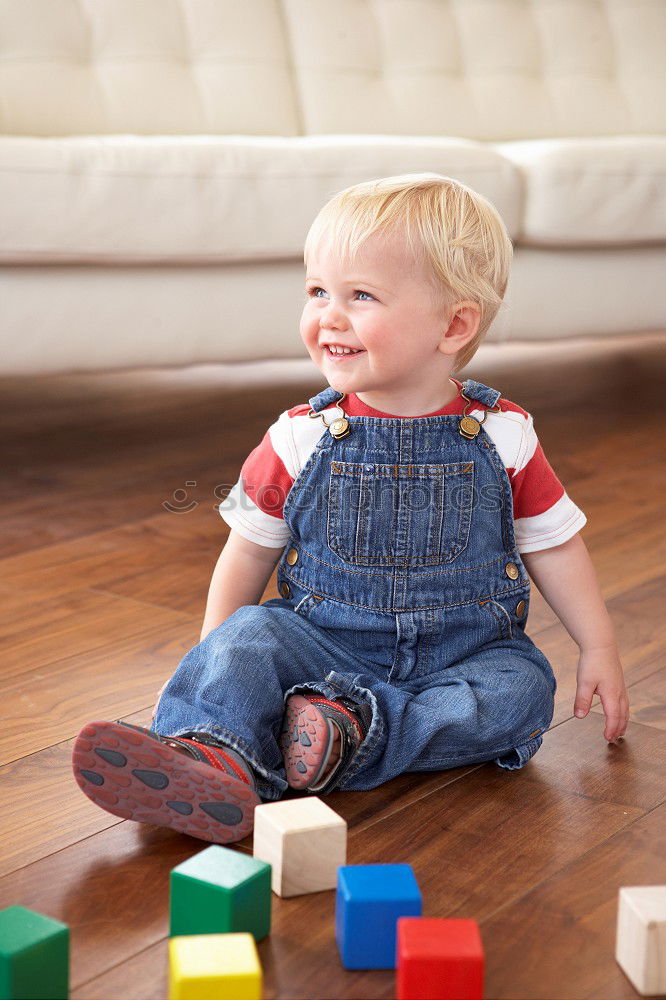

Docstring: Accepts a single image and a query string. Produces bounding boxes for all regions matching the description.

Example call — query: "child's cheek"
[300,314,322,361]
[299,307,314,342]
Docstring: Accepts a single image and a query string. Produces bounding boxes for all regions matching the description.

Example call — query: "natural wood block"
[253,797,347,897]
[168,933,261,1000]
[170,846,271,942]
[396,917,484,999]
[0,905,69,1000]
[616,885,666,996]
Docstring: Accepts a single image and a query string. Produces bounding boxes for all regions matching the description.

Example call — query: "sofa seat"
[0,135,522,263]
[496,136,666,246]
[2,0,665,375]
[2,128,665,374]
[2,134,665,265]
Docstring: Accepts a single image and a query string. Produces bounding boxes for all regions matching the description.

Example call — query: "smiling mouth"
[323,346,365,358]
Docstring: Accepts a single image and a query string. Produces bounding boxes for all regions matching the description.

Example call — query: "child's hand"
[573,646,629,743]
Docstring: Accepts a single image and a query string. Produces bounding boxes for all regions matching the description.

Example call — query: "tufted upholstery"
[282,0,665,139]
[1,0,664,138]
[0,0,664,373]
[0,0,300,136]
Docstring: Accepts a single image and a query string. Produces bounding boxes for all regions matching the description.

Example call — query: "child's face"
[301,230,455,413]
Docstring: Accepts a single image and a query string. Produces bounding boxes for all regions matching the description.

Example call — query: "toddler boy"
[73,174,629,843]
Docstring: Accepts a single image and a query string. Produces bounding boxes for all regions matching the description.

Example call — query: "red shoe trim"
[305,697,364,742]
[175,738,251,785]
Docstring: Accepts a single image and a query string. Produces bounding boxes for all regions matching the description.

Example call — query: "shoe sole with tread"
[280,694,334,789]
[72,720,259,843]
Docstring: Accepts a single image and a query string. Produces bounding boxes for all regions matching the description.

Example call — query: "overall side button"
[280,581,291,598]
[286,547,299,566]
[505,562,519,580]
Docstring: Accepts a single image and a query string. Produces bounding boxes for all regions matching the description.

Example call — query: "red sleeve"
[510,440,565,520]
[240,429,294,520]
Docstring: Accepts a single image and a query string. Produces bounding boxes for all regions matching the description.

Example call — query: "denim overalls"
[154,379,557,801]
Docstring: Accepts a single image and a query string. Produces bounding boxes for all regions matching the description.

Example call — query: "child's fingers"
[573,679,596,718]
[600,690,630,743]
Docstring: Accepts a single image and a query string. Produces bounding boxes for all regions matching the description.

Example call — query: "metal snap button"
[329,417,350,439]
[515,599,526,617]
[505,562,519,580]
[280,581,291,598]
[286,548,298,566]
[459,416,481,440]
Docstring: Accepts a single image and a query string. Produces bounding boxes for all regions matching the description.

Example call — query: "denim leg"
[290,639,557,791]
[153,599,370,800]
[404,639,556,774]
[153,598,555,799]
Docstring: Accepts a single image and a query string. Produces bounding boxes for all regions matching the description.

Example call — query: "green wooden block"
[170,846,271,942]
[0,905,69,1000]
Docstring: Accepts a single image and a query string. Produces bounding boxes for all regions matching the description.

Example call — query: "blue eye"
[308,287,327,298]
[356,290,373,301]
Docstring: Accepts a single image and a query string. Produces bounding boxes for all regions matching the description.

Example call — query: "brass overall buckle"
[459,390,500,440]
[308,392,350,439]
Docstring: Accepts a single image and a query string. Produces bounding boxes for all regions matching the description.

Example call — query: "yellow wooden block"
[169,933,262,1000]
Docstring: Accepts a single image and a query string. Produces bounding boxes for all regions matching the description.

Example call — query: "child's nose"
[320,301,348,330]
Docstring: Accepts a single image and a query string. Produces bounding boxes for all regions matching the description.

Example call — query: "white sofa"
[1,0,664,376]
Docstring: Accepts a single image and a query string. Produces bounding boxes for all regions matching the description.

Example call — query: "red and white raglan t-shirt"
[219,379,586,555]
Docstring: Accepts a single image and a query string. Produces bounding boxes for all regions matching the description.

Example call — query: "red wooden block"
[396,917,484,1000]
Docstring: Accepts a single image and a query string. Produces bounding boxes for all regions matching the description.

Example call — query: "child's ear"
[437,302,481,357]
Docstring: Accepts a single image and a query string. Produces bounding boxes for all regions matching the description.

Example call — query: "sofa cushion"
[0,135,521,263]
[496,136,666,245]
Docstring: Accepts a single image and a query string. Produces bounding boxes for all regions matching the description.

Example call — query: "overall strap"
[308,386,345,412]
[308,381,501,414]
[461,379,502,409]
[458,379,502,440]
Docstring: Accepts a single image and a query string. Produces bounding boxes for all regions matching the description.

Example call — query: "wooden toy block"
[396,917,484,1000]
[168,933,261,1000]
[170,845,271,941]
[253,797,347,897]
[336,864,422,969]
[0,905,69,1000]
[616,885,666,996]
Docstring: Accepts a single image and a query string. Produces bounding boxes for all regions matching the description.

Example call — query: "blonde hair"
[304,173,513,373]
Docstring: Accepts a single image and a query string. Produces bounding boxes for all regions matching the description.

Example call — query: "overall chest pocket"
[327,460,474,567]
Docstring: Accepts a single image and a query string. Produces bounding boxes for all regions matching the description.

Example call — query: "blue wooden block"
[336,864,422,969]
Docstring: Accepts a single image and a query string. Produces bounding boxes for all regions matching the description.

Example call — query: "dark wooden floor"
[1,333,665,1000]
